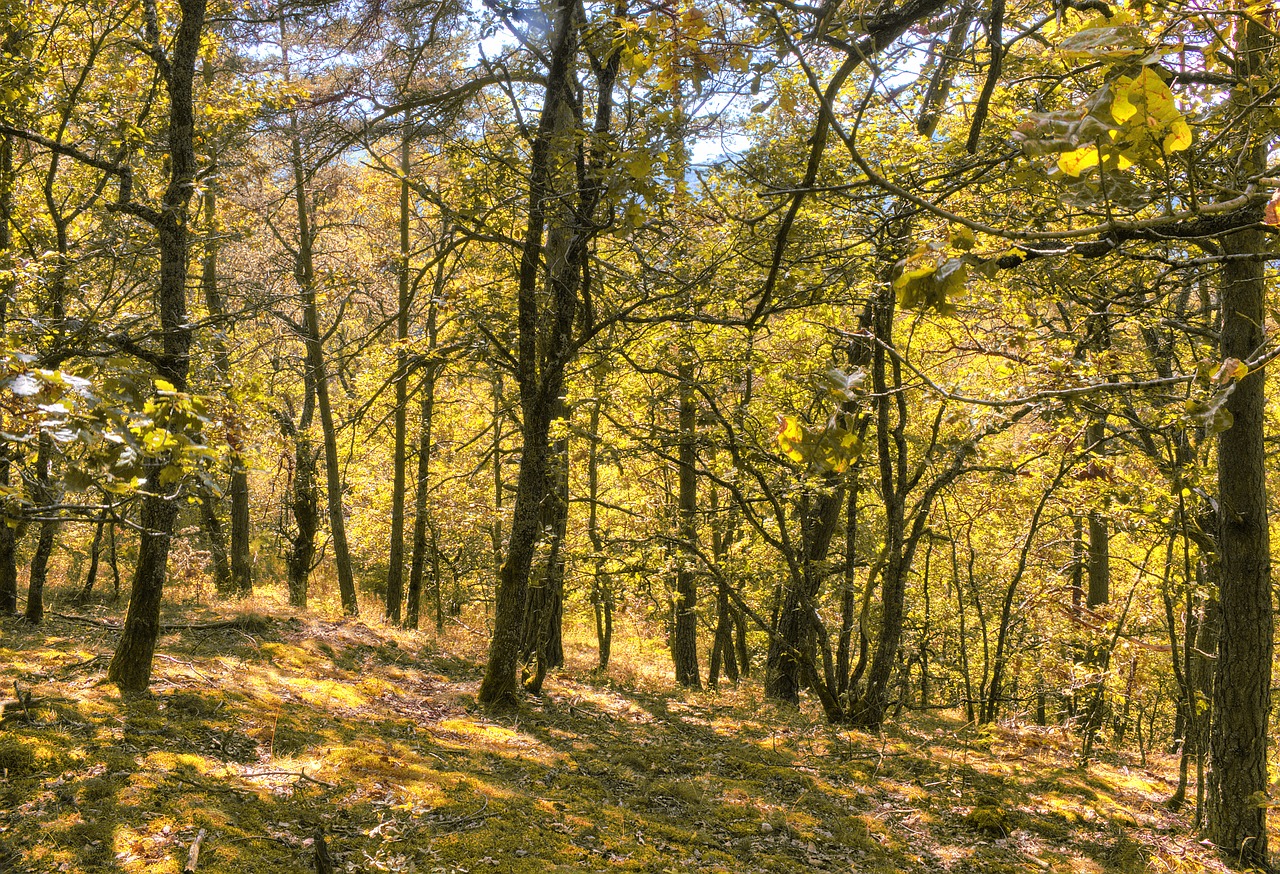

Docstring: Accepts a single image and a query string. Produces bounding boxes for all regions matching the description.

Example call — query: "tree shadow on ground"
[0,608,1233,874]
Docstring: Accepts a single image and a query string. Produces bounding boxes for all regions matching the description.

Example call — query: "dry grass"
[0,587,1245,873]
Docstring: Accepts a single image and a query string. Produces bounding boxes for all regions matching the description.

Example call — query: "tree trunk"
[386,123,412,625]
[200,491,233,596]
[672,350,700,688]
[1204,19,1273,865]
[478,0,583,708]
[197,138,251,599]
[1206,226,1273,866]
[24,435,59,624]
[282,26,357,616]
[478,0,619,707]
[107,0,205,693]
[406,308,439,631]
[279,373,317,608]
[522,396,570,693]
[0,121,17,616]
[587,393,612,670]
[74,514,107,605]
[765,488,844,702]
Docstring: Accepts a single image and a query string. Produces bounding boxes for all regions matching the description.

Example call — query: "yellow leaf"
[1111,78,1137,123]
[1058,146,1101,176]
[1163,118,1191,152]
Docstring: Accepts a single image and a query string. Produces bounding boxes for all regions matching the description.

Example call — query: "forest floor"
[0,594,1245,874]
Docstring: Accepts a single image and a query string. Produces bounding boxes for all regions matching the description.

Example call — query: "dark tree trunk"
[200,492,233,596]
[587,394,612,670]
[849,286,906,727]
[228,466,251,596]
[197,153,250,599]
[406,321,439,631]
[279,373,317,608]
[765,488,844,702]
[672,352,700,688]
[836,478,858,697]
[1204,19,1273,865]
[25,436,59,624]
[107,0,205,693]
[0,121,16,615]
[522,395,570,693]
[386,125,412,625]
[477,0,620,708]
[74,514,108,606]
[1206,222,1273,866]
[281,22,358,616]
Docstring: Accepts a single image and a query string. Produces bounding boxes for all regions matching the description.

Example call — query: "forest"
[0,0,1277,870]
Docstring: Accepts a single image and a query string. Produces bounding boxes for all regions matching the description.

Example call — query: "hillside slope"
[1,605,1230,874]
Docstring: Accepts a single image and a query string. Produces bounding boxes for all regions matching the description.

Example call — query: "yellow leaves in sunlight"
[1111,67,1190,154]
[1058,146,1100,177]
[1048,68,1191,178]
[777,415,805,462]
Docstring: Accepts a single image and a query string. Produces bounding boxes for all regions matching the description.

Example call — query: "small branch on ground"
[182,828,207,874]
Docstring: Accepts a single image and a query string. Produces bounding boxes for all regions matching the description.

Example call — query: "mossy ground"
[0,591,1244,873]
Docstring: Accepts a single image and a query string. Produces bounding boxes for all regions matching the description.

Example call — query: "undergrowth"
[0,591,1243,873]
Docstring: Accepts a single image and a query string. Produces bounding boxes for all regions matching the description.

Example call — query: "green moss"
[0,736,36,775]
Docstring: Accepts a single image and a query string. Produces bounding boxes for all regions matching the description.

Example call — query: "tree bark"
[1206,225,1273,866]
[386,122,412,624]
[587,392,612,670]
[107,0,206,693]
[672,350,701,688]
[282,23,358,616]
[406,302,439,631]
[279,374,317,608]
[1204,17,1273,867]
[24,436,58,624]
[478,0,620,707]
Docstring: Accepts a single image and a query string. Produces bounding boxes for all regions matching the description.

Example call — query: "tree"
[106,0,209,692]
[477,0,623,708]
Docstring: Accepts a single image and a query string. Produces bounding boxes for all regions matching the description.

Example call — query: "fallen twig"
[182,828,207,873]
[241,769,337,789]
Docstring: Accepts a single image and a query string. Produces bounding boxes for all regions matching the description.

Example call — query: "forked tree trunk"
[478,0,620,707]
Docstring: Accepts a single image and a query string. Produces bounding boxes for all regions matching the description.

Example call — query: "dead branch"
[182,829,207,874]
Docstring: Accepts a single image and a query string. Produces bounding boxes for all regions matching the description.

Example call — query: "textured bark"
[522,395,570,693]
[1204,18,1273,867]
[477,0,584,708]
[672,352,700,689]
[108,0,205,693]
[765,488,844,702]
[279,375,317,608]
[478,0,620,708]
[1206,224,1273,866]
